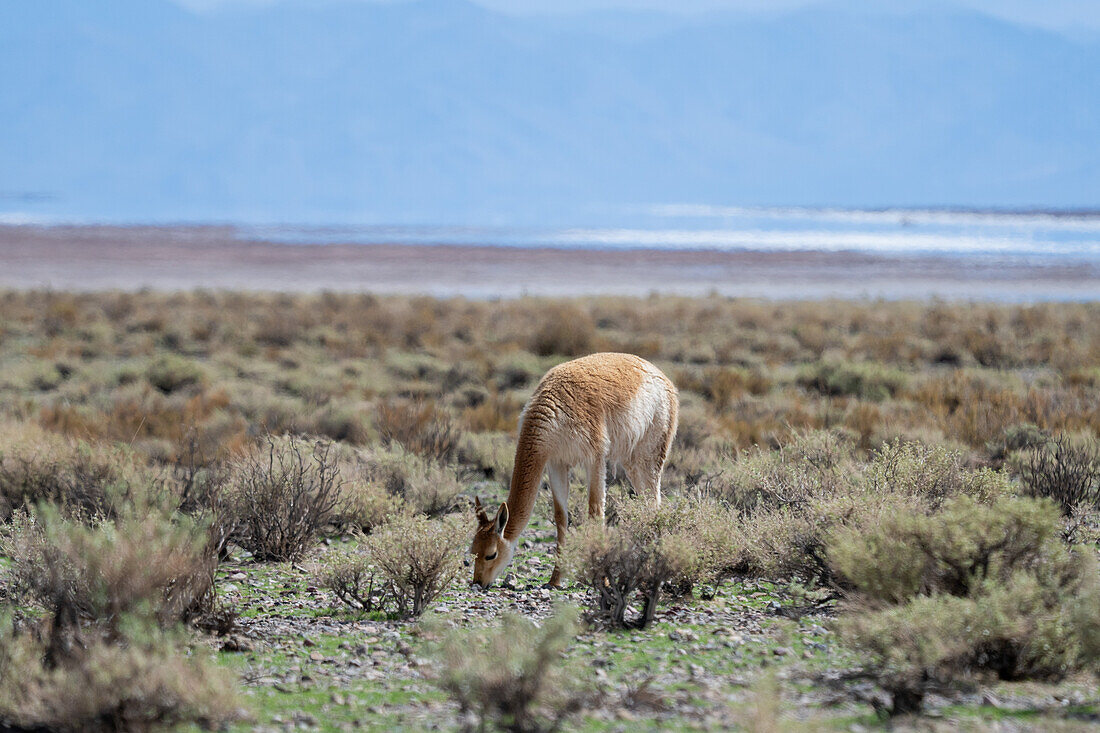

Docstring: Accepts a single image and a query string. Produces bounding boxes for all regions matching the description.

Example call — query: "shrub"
[862,439,1011,508]
[527,304,595,357]
[739,490,889,582]
[427,605,593,733]
[311,403,372,445]
[0,423,151,521]
[830,495,1064,603]
[334,476,404,532]
[564,497,720,629]
[1019,434,1100,515]
[457,431,516,485]
[27,362,65,391]
[796,361,907,401]
[0,617,242,732]
[376,399,460,462]
[227,435,342,561]
[735,438,1012,582]
[615,493,741,594]
[6,503,218,631]
[831,495,1100,715]
[985,422,1048,465]
[319,550,390,614]
[347,443,464,518]
[712,429,855,512]
[362,514,465,618]
[144,354,205,394]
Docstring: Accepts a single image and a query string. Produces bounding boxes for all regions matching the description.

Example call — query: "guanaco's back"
[519,352,678,471]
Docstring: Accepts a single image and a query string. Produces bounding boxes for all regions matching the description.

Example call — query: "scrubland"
[1,290,1099,731]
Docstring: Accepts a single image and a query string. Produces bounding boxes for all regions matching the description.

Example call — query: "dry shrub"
[462,391,524,433]
[319,550,390,614]
[0,619,242,733]
[1019,434,1100,516]
[0,489,240,730]
[227,435,341,561]
[565,495,731,629]
[797,361,907,401]
[144,353,205,394]
[0,422,153,521]
[565,522,680,629]
[334,477,404,533]
[736,437,1012,582]
[427,605,593,733]
[457,432,516,485]
[354,443,464,517]
[253,310,301,347]
[615,492,742,593]
[910,371,1025,447]
[831,495,1100,715]
[676,366,771,411]
[170,425,235,515]
[346,514,465,618]
[6,503,218,631]
[376,399,460,462]
[670,399,719,452]
[527,303,596,357]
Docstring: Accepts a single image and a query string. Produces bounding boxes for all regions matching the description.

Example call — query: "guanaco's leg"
[547,462,570,587]
[625,422,673,505]
[628,458,669,508]
[587,456,607,521]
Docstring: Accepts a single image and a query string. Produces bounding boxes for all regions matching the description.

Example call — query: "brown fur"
[471,353,678,588]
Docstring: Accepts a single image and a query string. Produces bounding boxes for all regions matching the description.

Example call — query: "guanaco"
[470,352,678,588]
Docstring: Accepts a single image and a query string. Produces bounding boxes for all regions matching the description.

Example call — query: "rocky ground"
[205,514,1100,732]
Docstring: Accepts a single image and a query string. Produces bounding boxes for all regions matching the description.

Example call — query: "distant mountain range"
[3,0,1098,225]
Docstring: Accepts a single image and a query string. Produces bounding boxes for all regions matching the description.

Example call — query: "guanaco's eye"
[485,552,497,561]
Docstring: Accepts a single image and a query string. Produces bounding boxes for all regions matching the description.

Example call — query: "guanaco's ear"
[494,502,509,535]
[474,496,489,524]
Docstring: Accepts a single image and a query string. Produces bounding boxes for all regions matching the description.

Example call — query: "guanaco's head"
[470,497,513,589]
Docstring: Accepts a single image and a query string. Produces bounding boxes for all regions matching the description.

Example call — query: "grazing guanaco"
[470,352,678,588]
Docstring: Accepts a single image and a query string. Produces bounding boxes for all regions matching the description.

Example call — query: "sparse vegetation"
[565,496,727,628]
[226,435,342,561]
[831,495,1100,715]
[1,290,1099,729]
[427,605,593,733]
[0,422,153,521]
[325,514,466,618]
[0,619,242,732]
[1020,434,1100,515]
[6,503,218,630]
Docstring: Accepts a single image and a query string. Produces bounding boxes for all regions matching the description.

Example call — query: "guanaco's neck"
[502,426,546,544]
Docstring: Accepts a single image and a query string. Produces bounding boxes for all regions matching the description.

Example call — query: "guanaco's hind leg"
[587,456,607,521]
[547,462,570,588]
[624,461,660,503]
[625,421,674,505]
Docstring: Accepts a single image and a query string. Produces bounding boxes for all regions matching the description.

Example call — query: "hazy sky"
[172,0,1100,34]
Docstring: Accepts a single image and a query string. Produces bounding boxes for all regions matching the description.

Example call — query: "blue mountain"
[2,0,1098,224]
